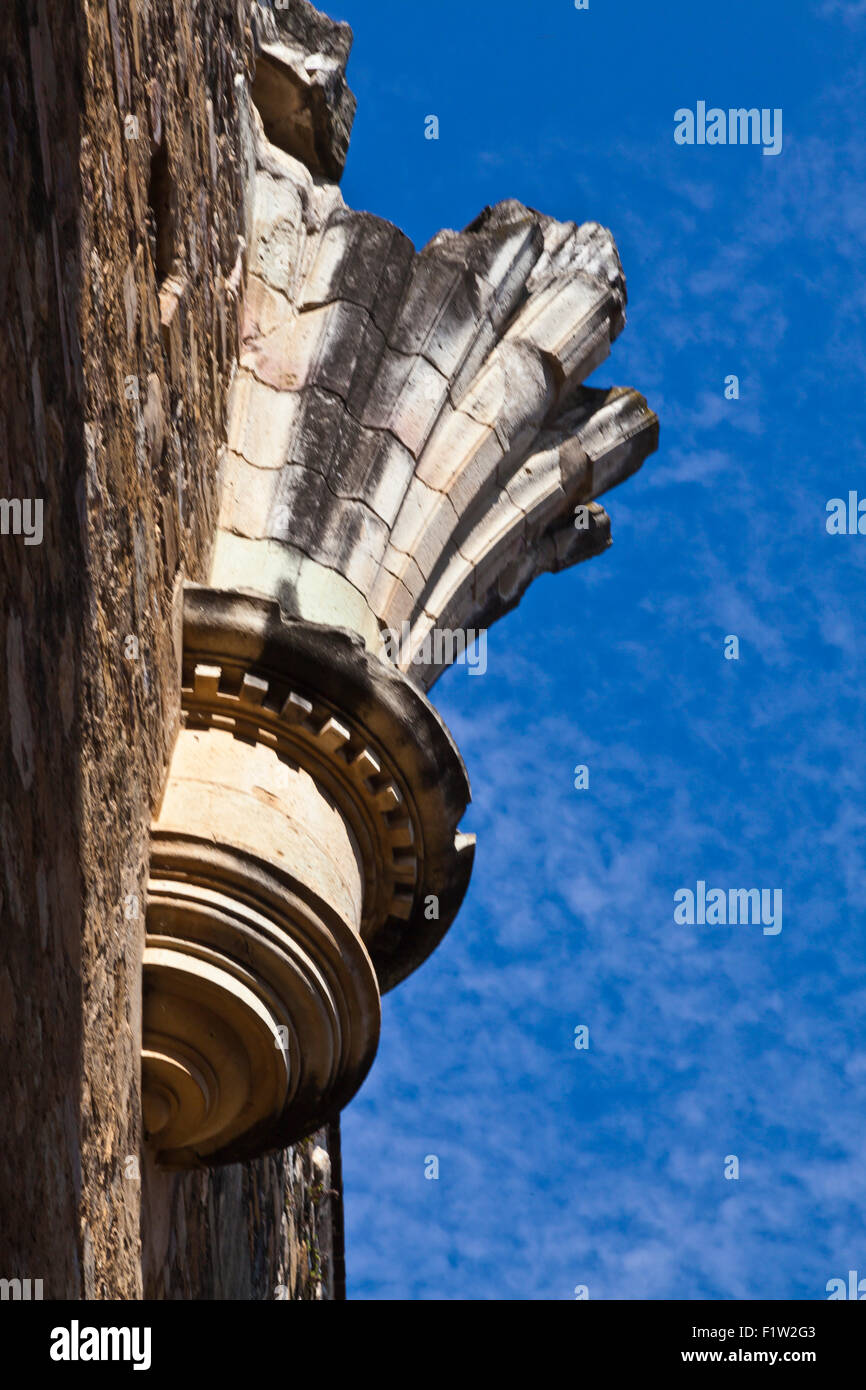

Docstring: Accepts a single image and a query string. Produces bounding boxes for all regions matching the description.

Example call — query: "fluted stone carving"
[213,101,658,688]
[142,0,659,1166]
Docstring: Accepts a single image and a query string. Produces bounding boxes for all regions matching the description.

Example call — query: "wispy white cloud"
[339,2,866,1301]
[820,0,866,23]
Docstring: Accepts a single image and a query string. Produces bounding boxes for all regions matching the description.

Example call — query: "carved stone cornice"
[174,586,473,982]
[143,587,473,1166]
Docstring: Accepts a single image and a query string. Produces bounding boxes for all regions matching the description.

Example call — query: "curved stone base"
[144,840,380,1167]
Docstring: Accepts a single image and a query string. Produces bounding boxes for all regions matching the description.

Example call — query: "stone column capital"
[143,586,473,1166]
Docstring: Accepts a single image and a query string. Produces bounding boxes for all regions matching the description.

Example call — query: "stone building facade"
[0,0,657,1300]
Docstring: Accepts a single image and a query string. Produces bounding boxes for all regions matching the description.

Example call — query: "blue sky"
[327,0,866,1299]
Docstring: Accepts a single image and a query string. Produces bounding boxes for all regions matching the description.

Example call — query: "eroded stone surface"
[251,0,356,180]
[214,119,660,689]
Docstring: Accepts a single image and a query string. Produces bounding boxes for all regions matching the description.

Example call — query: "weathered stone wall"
[1,0,344,1300]
[142,1123,344,1300]
[0,0,88,1305]
[76,0,254,1300]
